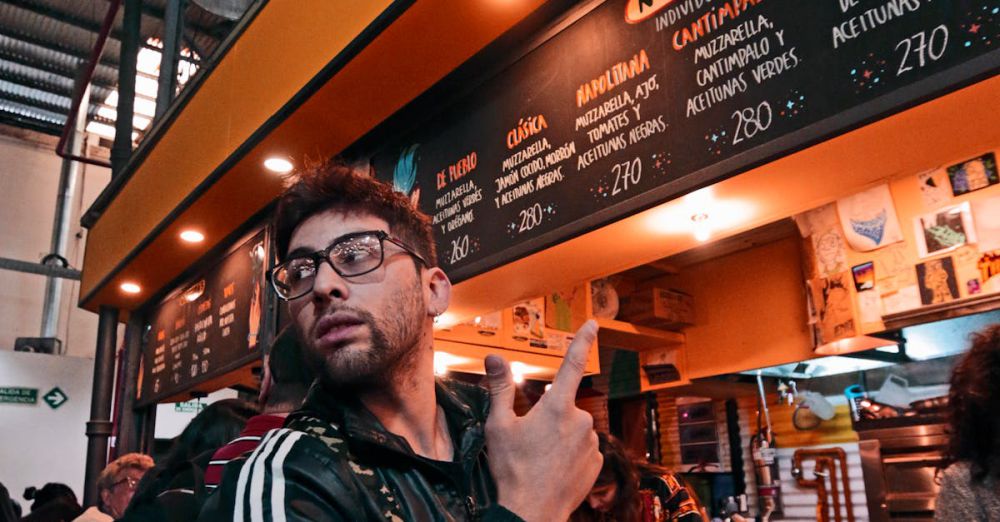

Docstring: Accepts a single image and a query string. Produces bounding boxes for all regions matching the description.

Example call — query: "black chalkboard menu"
[371,0,999,282]
[137,230,267,405]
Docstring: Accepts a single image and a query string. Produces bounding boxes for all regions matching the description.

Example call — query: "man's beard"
[302,291,424,390]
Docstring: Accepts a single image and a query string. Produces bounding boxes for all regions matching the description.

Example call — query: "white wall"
[0,127,112,357]
[0,350,95,502]
[154,388,239,440]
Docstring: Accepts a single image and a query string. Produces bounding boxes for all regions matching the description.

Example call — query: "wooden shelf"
[596,317,684,351]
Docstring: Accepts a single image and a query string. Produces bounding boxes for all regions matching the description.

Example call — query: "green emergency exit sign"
[0,387,38,405]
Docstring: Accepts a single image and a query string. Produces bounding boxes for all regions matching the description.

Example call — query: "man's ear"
[100,488,112,510]
[258,355,273,407]
[424,267,452,318]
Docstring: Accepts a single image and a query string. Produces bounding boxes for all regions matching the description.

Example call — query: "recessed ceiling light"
[179,230,205,243]
[263,157,293,173]
[120,282,141,294]
[691,213,711,242]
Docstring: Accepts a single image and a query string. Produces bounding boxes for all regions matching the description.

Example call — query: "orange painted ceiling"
[80,0,1000,323]
[80,0,552,312]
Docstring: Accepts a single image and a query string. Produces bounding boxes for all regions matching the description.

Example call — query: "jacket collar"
[292,377,489,463]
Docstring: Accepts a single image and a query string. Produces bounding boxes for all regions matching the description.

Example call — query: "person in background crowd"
[0,482,17,522]
[199,160,602,521]
[572,432,706,522]
[935,323,1000,521]
[19,483,81,522]
[117,399,258,522]
[71,453,154,522]
[203,326,316,489]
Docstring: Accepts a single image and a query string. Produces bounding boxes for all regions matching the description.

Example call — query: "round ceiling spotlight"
[179,230,205,243]
[120,282,142,294]
[263,157,294,174]
[691,213,711,242]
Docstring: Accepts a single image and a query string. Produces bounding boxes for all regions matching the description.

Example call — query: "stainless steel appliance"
[856,414,947,521]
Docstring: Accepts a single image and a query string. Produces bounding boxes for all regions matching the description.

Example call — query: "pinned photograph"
[917,169,951,208]
[915,257,959,305]
[808,272,856,344]
[979,251,1000,288]
[947,152,998,196]
[914,202,977,258]
[836,184,904,252]
[852,262,875,291]
[971,196,1000,252]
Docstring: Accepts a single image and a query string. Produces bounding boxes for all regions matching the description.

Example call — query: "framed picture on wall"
[947,152,999,196]
[914,202,977,258]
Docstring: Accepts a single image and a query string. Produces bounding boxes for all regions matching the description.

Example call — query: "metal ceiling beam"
[0,73,150,132]
[0,52,116,95]
[1,0,203,64]
[0,33,159,99]
[104,0,222,40]
[0,26,135,82]
[0,111,62,134]
[0,87,69,118]
[0,62,113,109]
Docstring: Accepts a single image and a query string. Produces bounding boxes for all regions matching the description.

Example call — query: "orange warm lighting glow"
[646,187,756,240]
[179,230,205,243]
[120,282,142,294]
[814,335,897,356]
[263,157,294,173]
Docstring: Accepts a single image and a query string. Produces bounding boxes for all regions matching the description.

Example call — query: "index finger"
[547,319,598,403]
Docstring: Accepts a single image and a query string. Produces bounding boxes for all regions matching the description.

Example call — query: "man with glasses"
[73,453,154,522]
[200,160,602,521]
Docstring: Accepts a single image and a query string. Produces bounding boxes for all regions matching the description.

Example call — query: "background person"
[935,323,1000,521]
[572,432,705,522]
[0,482,17,522]
[19,483,81,522]
[72,453,154,522]
[118,399,257,522]
[203,326,315,490]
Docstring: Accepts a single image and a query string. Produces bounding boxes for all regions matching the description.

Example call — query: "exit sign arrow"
[43,387,67,409]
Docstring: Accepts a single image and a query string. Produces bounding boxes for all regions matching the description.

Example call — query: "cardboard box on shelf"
[619,287,694,330]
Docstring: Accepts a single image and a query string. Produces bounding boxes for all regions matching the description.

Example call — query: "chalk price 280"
[731,101,772,145]
[517,203,544,234]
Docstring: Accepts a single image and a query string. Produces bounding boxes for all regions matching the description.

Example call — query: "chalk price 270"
[611,157,642,196]
[896,24,948,77]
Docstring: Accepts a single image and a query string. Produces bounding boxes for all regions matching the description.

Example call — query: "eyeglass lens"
[273,233,385,299]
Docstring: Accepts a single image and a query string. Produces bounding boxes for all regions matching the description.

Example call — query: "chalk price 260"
[449,234,470,264]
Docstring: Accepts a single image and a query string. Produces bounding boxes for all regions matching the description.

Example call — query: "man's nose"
[310,261,350,302]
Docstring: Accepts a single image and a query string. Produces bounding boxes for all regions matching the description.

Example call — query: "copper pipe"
[793,448,855,522]
[55,0,119,168]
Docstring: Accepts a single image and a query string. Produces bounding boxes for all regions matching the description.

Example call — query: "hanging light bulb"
[691,213,711,242]
[510,361,527,384]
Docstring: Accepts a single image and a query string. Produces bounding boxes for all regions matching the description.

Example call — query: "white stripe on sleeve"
[249,429,290,522]
[234,429,283,522]
[269,431,304,522]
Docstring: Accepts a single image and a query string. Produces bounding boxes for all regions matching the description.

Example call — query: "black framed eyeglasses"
[268,230,427,300]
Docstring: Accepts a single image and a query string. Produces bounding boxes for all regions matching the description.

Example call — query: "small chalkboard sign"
[137,230,267,405]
